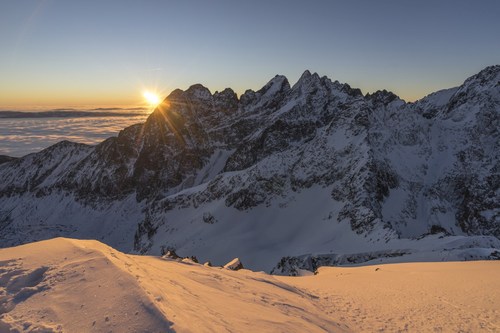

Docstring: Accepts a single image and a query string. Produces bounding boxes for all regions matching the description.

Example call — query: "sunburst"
[143,91,160,106]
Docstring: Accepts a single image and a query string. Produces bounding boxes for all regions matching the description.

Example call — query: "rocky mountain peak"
[166,88,184,101]
[300,69,312,78]
[366,89,401,106]
[292,70,321,90]
[163,84,214,104]
[339,83,363,98]
[0,66,498,273]
[239,89,257,106]
[214,87,237,100]
[214,88,238,112]
[257,74,291,97]
[444,65,500,115]
[185,84,212,100]
[467,65,500,85]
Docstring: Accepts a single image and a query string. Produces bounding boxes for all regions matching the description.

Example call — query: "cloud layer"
[0,108,149,157]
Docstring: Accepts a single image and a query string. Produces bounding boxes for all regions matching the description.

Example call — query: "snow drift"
[0,238,498,332]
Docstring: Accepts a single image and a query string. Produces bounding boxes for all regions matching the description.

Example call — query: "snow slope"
[0,238,499,332]
[284,261,500,332]
[0,238,346,332]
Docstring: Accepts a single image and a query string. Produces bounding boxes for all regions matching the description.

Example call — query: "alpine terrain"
[0,65,499,273]
[1,238,498,332]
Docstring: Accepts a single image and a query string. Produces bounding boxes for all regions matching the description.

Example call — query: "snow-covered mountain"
[0,66,499,273]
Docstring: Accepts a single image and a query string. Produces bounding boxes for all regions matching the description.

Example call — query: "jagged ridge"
[0,65,498,272]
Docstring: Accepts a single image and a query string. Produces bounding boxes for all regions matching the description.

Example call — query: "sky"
[0,0,499,107]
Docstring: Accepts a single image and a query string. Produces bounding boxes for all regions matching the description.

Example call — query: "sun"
[143,91,160,106]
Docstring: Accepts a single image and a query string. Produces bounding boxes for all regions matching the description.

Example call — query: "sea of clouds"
[0,107,151,157]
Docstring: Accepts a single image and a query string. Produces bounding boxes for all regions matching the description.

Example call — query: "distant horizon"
[2,64,497,110]
[0,104,151,111]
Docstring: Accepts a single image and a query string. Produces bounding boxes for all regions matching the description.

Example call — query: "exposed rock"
[0,155,17,165]
[224,258,244,271]
[161,250,180,260]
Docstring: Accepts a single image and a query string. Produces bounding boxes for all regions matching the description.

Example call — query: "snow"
[192,149,234,187]
[261,75,288,98]
[0,238,346,332]
[148,184,351,270]
[418,86,458,108]
[1,164,497,274]
[0,65,498,279]
[1,238,498,332]
[0,192,144,252]
[283,261,500,332]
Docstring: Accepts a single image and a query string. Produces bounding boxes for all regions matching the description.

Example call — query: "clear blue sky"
[1,0,499,106]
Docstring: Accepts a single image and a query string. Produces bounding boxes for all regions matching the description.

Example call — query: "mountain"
[0,66,499,272]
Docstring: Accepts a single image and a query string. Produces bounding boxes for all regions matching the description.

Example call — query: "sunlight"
[143,91,160,106]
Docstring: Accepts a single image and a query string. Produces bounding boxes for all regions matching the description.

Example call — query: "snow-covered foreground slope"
[0,238,346,332]
[0,238,499,332]
[287,261,500,332]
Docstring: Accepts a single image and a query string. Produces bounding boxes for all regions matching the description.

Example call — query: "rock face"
[224,258,244,271]
[0,156,17,165]
[0,66,499,272]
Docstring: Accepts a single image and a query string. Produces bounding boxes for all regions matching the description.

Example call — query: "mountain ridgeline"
[0,66,499,273]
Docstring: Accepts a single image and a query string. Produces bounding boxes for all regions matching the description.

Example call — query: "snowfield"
[0,238,498,332]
